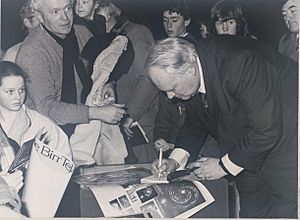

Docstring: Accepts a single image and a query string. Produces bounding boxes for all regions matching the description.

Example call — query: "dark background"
[1,0,288,51]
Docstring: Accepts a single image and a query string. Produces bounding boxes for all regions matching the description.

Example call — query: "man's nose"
[167,91,175,99]
[222,22,228,31]
[167,21,172,28]
[60,10,68,20]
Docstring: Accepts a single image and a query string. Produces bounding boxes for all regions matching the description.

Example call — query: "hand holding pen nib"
[150,152,179,178]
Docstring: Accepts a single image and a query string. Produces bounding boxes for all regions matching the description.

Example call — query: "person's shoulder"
[19,26,54,53]
[74,23,93,37]
[24,105,55,124]
[1,42,22,62]
[279,32,295,46]
[126,21,152,35]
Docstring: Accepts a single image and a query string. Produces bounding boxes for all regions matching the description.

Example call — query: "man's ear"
[34,11,44,24]
[184,18,191,27]
[23,18,32,29]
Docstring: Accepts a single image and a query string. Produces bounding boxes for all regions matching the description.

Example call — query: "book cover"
[8,138,34,173]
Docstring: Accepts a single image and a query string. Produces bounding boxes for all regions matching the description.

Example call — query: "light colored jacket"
[16,24,93,125]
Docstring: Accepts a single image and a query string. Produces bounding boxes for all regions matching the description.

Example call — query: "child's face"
[0,76,25,112]
[75,0,97,19]
[215,18,237,35]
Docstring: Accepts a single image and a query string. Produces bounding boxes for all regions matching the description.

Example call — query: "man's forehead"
[42,0,72,9]
[282,0,299,11]
[149,66,175,88]
[163,11,183,18]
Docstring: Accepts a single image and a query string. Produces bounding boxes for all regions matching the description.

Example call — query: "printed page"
[89,184,141,217]
[22,138,74,217]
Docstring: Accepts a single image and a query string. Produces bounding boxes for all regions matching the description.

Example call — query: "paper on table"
[89,180,215,218]
[89,184,139,217]
[140,175,168,184]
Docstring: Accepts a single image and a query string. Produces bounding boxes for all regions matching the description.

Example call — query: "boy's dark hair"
[161,0,191,20]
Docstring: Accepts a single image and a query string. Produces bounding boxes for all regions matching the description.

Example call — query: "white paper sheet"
[22,138,74,217]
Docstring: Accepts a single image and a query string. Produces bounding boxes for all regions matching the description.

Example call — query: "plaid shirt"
[0,125,15,173]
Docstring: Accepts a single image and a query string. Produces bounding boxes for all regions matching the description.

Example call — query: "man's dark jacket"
[175,35,298,202]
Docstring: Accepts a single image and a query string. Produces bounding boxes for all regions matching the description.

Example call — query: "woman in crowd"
[0,61,71,216]
[2,0,39,62]
[210,0,256,38]
[75,0,106,35]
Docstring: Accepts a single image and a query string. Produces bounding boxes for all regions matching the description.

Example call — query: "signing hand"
[188,157,227,181]
[1,170,24,192]
[154,139,174,152]
[150,158,178,177]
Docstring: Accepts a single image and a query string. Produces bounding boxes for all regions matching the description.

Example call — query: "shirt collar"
[196,56,206,94]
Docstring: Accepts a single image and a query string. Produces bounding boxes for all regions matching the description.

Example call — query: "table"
[76,164,229,218]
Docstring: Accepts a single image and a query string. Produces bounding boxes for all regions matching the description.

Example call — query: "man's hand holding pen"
[150,158,179,178]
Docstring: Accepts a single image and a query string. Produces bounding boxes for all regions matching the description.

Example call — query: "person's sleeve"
[0,177,22,213]
[16,45,89,125]
[169,148,190,170]
[127,76,159,121]
[221,154,243,176]
[226,51,282,172]
[126,26,158,121]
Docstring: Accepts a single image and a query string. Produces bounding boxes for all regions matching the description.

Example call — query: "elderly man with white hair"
[16,0,125,138]
[279,0,299,62]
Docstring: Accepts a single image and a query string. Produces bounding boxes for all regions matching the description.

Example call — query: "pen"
[158,148,163,179]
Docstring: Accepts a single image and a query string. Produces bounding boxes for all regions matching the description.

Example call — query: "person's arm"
[223,51,282,175]
[126,26,158,121]
[0,176,22,214]
[16,45,89,125]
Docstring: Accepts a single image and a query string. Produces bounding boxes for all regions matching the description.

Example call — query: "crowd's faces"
[148,66,200,100]
[215,18,237,35]
[163,11,190,37]
[199,23,209,39]
[0,76,26,112]
[282,0,299,33]
[76,0,98,20]
[36,0,73,39]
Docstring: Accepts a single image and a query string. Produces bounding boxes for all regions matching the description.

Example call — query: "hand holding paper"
[1,170,24,192]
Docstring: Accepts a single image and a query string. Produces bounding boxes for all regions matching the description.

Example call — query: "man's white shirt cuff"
[169,148,190,170]
[221,154,244,176]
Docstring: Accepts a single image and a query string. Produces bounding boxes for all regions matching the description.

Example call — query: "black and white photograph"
[0,0,298,218]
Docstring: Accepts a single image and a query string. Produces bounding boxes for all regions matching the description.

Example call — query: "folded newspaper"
[88,180,214,218]
[21,137,74,217]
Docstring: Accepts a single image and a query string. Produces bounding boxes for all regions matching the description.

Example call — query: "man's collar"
[41,24,65,46]
[196,56,206,94]
[179,32,189,38]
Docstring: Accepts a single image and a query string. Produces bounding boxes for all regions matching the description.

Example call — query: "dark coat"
[175,35,298,202]
[278,32,298,63]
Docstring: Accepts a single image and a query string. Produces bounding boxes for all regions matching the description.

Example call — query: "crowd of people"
[0,0,298,218]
